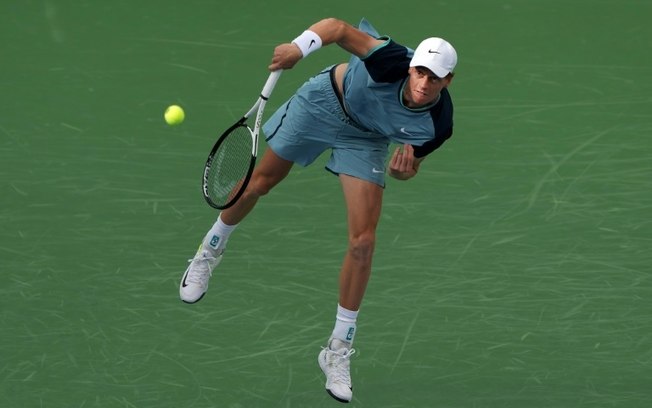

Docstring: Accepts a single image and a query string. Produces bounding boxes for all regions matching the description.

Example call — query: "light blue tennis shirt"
[341,19,454,157]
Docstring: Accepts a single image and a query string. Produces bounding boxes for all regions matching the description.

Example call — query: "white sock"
[202,214,237,252]
[330,304,359,348]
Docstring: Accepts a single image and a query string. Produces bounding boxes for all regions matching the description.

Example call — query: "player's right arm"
[308,18,385,58]
[269,18,385,71]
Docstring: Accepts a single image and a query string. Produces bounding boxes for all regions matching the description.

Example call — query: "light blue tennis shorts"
[262,66,389,187]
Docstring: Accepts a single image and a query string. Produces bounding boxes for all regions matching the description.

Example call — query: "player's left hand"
[388,144,418,180]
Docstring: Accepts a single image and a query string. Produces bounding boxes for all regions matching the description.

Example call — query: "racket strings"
[205,125,255,207]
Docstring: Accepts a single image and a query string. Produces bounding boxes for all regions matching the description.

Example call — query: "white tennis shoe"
[318,338,356,403]
[179,247,224,303]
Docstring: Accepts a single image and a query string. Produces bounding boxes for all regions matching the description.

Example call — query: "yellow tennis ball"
[164,105,185,126]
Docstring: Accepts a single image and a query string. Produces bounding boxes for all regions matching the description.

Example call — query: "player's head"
[409,37,457,78]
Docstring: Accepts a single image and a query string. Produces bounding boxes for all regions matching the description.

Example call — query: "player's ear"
[442,74,454,87]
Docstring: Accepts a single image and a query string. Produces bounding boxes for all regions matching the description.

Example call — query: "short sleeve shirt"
[341,36,454,158]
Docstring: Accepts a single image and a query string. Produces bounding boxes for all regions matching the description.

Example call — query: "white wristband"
[292,30,322,58]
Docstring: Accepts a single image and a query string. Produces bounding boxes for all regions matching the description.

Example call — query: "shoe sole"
[180,292,205,304]
[326,389,351,404]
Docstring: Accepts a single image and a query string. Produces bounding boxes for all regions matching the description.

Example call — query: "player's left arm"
[388,144,425,180]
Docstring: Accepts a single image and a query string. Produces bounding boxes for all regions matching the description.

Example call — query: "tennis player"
[179,17,457,403]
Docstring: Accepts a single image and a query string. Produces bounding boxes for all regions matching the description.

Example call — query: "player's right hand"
[269,43,303,71]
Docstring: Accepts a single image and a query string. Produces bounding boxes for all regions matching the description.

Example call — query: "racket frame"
[202,70,282,209]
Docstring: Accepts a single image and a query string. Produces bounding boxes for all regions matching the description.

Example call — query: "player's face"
[404,67,452,108]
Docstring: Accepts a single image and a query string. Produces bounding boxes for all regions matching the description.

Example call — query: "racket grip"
[261,70,283,99]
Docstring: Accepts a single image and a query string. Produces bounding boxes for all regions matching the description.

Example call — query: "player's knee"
[348,232,376,262]
[247,176,275,197]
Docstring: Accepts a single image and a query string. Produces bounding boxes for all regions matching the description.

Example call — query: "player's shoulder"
[352,18,411,83]
[430,88,454,117]
[363,40,410,83]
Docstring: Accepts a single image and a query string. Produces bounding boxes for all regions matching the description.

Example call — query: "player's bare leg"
[180,149,293,303]
[220,149,293,225]
[338,174,383,310]
[318,174,383,403]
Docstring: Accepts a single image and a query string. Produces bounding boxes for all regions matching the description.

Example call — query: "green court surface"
[1,1,651,407]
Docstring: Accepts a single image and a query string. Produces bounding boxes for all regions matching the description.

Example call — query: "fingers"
[268,43,303,71]
[402,144,414,167]
[390,144,414,172]
[390,146,401,166]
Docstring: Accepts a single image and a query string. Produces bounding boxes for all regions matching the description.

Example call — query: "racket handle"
[261,70,283,99]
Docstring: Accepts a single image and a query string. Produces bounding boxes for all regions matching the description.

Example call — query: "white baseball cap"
[409,37,457,77]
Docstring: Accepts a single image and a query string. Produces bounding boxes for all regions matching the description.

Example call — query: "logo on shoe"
[181,269,190,288]
[209,235,220,249]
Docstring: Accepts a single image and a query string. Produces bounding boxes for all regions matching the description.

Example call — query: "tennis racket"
[202,70,283,209]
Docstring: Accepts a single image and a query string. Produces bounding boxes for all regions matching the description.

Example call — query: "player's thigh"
[339,174,384,236]
[250,148,293,194]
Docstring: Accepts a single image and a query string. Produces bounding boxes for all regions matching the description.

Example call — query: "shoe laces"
[186,250,222,285]
[323,347,356,384]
